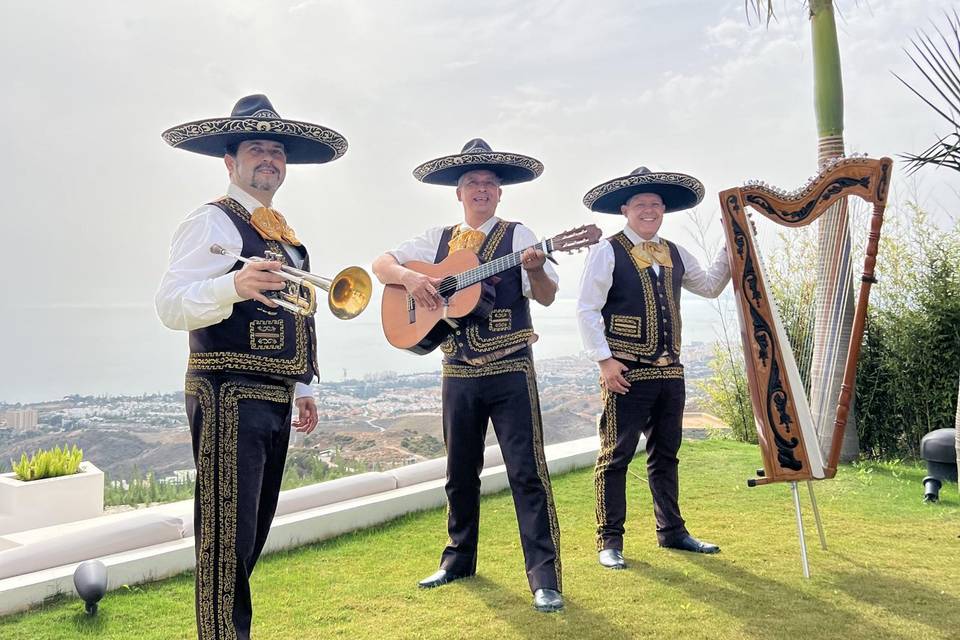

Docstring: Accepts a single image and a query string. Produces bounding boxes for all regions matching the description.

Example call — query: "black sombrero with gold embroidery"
[583,167,704,214]
[161,94,347,164]
[413,138,543,186]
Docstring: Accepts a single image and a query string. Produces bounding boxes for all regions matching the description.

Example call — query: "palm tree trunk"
[807,0,861,462]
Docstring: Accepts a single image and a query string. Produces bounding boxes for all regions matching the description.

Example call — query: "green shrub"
[11,445,83,481]
[699,340,756,444]
[856,238,960,459]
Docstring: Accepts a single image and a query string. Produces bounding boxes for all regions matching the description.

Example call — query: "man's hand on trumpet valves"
[233,260,286,307]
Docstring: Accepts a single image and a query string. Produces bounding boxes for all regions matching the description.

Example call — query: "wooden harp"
[719,156,893,487]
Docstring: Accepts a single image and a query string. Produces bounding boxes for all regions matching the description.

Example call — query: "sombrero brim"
[583,172,705,214]
[161,117,348,164]
[413,151,544,186]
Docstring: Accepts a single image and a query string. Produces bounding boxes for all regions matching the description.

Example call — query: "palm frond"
[899,132,960,174]
[744,1,777,26]
[898,9,960,173]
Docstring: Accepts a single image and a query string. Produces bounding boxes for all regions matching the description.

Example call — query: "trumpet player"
[156,94,347,640]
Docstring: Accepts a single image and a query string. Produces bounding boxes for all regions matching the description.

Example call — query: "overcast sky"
[2,0,958,402]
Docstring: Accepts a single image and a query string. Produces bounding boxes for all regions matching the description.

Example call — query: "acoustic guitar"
[382,224,602,354]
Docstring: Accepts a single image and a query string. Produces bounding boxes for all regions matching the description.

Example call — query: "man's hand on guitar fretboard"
[520,247,548,271]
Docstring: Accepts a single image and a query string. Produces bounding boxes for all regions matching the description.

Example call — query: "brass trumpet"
[210,244,372,319]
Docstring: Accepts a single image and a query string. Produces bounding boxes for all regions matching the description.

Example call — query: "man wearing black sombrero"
[156,94,347,639]
[372,139,564,612]
[577,167,730,570]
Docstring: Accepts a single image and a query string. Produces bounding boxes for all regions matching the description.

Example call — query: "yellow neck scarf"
[448,225,487,254]
[250,207,301,246]
[630,240,672,269]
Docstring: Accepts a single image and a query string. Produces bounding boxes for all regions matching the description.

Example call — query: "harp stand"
[790,482,811,579]
[790,480,828,579]
[807,480,828,550]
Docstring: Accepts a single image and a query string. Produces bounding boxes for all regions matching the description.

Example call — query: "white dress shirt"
[577,226,730,363]
[387,216,560,296]
[156,184,312,399]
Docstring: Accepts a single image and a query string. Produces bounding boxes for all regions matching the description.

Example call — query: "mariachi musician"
[156,95,347,640]
[371,139,564,613]
[577,167,731,570]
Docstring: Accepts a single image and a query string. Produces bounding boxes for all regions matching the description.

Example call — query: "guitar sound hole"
[437,276,458,297]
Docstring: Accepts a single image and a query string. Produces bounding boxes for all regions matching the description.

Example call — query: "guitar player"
[371,138,564,614]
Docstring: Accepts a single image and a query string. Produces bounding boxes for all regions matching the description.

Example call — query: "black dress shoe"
[598,549,627,569]
[418,569,470,589]
[533,588,564,613]
[660,534,720,554]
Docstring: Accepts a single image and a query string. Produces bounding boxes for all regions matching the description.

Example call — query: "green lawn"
[2,440,958,640]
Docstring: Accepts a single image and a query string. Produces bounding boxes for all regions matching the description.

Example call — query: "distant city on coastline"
[0,345,724,484]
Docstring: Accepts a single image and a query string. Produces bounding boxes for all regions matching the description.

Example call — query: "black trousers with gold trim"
[185,373,294,640]
[594,364,688,551]
[439,353,562,593]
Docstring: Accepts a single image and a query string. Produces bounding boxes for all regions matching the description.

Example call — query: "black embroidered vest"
[436,221,533,364]
[187,197,318,384]
[602,233,684,363]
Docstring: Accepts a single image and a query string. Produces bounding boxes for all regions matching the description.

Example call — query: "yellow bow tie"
[630,240,672,269]
[250,207,301,246]
[448,226,487,254]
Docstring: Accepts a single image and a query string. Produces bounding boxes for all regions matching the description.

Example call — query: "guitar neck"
[454,238,554,291]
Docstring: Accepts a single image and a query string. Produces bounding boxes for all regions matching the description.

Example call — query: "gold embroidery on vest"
[188,230,310,377]
[439,335,457,357]
[446,221,530,358]
[607,234,659,357]
[609,314,642,338]
[480,221,509,262]
[466,325,533,353]
[488,308,512,333]
[249,319,284,350]
[662,264,683,355]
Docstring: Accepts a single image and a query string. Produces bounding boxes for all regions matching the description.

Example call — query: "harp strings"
[754,214,818,392]
[755,192,869,457]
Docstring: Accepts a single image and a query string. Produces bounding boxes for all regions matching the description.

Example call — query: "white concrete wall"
[0,436,602,617]
[0,462,104,536]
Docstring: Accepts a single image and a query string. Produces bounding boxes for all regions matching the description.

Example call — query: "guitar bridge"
[441,297,458,328]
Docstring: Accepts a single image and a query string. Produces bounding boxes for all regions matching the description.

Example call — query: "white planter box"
[0,462,104,535]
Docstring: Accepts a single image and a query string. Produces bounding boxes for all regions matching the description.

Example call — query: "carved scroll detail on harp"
[719,156,893,487]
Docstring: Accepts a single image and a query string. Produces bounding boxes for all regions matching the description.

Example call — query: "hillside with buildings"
[0,347,717,484]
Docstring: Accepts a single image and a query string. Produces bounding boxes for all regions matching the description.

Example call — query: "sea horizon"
[0,296,733,404]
